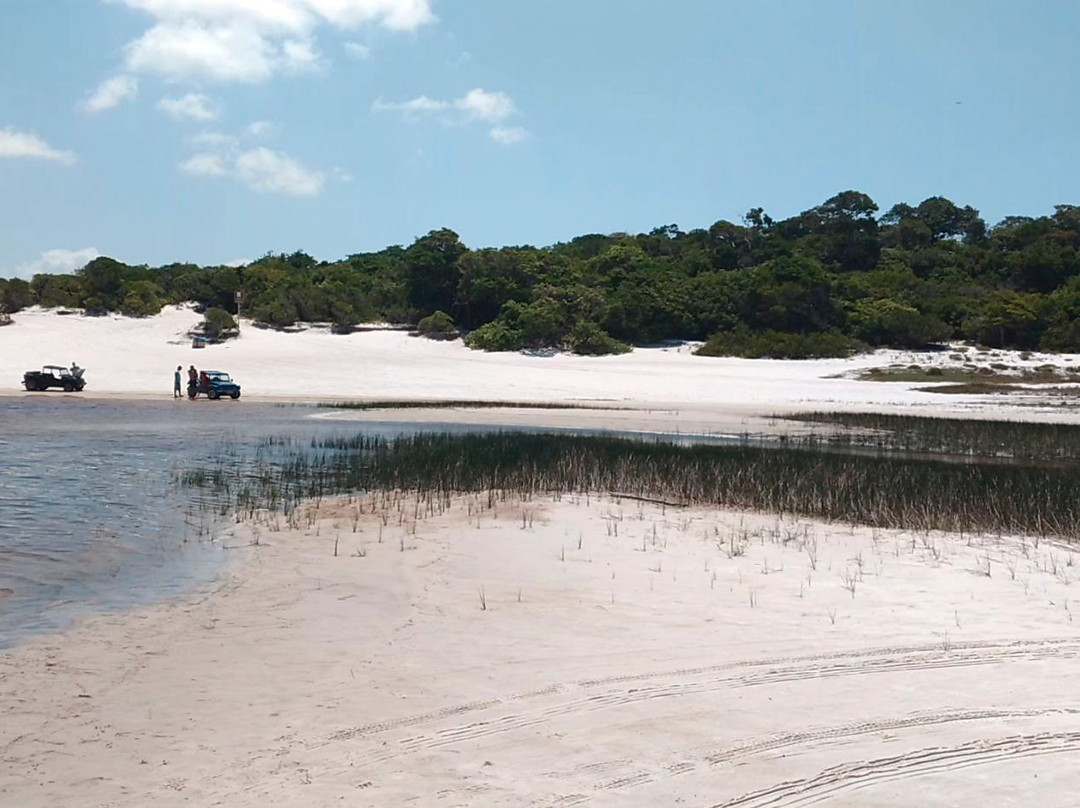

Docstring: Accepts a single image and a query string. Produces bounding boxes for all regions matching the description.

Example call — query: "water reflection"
[0,399,431,647]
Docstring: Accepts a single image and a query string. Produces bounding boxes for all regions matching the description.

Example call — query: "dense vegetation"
[5,192,1080,356]
[179,431,1080,538]
[784,412,1080,462]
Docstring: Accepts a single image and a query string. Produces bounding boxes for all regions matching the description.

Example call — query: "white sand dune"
[3,305,1079,430]
[4,308,1080,806]
[2,495,1078,806]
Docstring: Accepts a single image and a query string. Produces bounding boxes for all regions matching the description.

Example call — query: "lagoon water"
[0,398,475,648]
[0,397,765,649]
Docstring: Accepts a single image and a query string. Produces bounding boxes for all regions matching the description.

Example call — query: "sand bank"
[3,494,1079,806]
[3,306,1080,427]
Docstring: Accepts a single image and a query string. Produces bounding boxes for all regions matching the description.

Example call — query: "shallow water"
[0,398,487,648]
[4,397,1009,649]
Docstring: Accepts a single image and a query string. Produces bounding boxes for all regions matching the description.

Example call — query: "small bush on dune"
[119,280,165,318]
[849,298,952,348]
[696,329,867,359]
[82,296,108,317]
[565,321,631,355]
[417,310,459,339]
[203,307,239,340]
[466,320,525,352]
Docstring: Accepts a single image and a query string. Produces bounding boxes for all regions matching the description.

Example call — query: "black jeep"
[23,365,86,392]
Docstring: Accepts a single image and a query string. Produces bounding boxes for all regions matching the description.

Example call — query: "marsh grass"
[315,400,615,411]
[178,431,1080,539]
[783,412,1080,463]
[858,366,1070,385]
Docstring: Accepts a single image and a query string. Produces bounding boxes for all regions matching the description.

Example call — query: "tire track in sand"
[537,707,1079,805]
[712,731,1080,807]
[339,638,1079,763]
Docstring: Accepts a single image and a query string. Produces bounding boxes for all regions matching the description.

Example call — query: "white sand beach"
[3,308,1080,807]
[2,494,1079,806]
[3,306,1080,431]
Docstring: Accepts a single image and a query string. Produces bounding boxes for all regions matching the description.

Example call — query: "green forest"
[4,191,1080,358]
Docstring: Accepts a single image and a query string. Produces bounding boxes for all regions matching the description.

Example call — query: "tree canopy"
[5,192,1080,357]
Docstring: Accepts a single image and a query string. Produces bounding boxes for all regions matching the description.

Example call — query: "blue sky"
[1,0,1078,278]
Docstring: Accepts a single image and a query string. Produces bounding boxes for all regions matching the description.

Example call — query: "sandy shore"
[4,306,1080,427]
[4,307,1080,806]
[3,493,1079,806]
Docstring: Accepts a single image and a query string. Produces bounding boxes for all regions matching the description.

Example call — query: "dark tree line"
[4,191,1080,357]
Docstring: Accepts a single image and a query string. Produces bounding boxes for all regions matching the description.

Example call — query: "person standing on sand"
[187,365,198,399]
[174,366,182,398]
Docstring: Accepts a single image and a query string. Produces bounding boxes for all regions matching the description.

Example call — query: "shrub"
[849,298,952,348]
[119,280,164,318]
[565,321,632,355]
[417,310,458,338]
[0,312,12,327]
[82,296,107,316]
[0,279,32,313]
[466,320,524,352]
[203,307,238,340]
[696,329,868,359]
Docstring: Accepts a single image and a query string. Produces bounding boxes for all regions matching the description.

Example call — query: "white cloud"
[332,166,354,183]
[344,41,371,59]
[188,120,275,151]
[188,130,238,149]
[10,248,100,280]
[489,125,528,146]
[179,138,325,196]
[83,75,139,113]
[235,147,325,195]
[372,95,449,114]
[374,88,529,144]
[181,120,329,195]
[179,152,229,176]
[0,128,77,164]
[282,37,323,72]
[158,92,219,121]
[456,88,515,123]
[109,0,433,86]
[246,120,277,138]
[119,0,435,32]
[126,22,277,83]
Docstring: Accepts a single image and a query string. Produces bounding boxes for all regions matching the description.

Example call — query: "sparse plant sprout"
[827,607,837,625]
[477,586,487,611]
[840,567,858,599]
[938,631,952,654]
[179,430,1080,566]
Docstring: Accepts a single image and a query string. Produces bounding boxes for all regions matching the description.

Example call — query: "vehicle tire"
[63,382,74,392]
[230,391,240,399]
[208,389,219,400]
